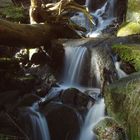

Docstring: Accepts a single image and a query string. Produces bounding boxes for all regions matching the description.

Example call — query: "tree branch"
[0,19,80,47]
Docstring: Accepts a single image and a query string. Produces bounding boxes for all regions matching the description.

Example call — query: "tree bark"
[0,19,80,47]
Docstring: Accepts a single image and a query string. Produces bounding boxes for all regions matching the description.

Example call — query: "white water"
[20,103,50,140]
[87,0,117,37]
[115,61,128,79]
[79,99,105,140]
[63,46,88,85]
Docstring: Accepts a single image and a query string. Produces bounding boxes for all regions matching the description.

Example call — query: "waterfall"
[86,0,117,37]
[79,99,105,140]
[62,46,88,86]
[115,61,128,79]
[20,103,50,140]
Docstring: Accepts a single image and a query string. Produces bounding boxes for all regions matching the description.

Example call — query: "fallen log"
[0,19,80,47]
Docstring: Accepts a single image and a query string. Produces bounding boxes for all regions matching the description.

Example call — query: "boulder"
[117,0,140,36]
[93,117,126,140]
[89,46,117,88]
[126,0,140,23]
[42,102,81,140]
[61,88,95,113]
[104,72,140,140]
[117,22,140,37]
[112,44,140,71]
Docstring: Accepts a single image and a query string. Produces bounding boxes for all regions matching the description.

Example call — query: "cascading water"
[79,99,105,140]
[115,61,128,79]
[16,1,128,140]
[60,45,106,140]
[20,103,50,140]
[87,0,117,37]
[62,46,88,86]
[71,0,117,37]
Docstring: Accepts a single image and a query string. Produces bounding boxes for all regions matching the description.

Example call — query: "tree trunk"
[0,19,80,47]
[29,0,44,24]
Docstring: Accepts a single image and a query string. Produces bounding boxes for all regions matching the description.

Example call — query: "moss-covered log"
[0,19,80,47]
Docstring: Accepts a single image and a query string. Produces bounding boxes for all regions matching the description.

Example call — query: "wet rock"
[42,102,81,140]
[120,62,136,74]
[93,117,126,140]
[49,41,65,70]
[112,44,140,71]
[84,88,101,100]
[89,46,117,88]
[104,72,140,140]
[16,94,41,107]
[61,88,95,112]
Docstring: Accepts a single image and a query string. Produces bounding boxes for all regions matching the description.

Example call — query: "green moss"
[94,117,126,140]
[0,5,25,22]
[112,44,140,71]
[127,0,140,13]
[117,22,140,36]
[104,73,140,140]
[127,0,140,22]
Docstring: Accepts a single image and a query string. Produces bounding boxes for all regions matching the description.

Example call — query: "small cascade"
[62,46,88,86]
[115,61,128,79]
[79,99,105,140]
[20,103,50,140]
[87,0,117,37]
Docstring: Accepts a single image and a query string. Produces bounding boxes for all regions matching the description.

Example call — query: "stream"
[20,0,128,140]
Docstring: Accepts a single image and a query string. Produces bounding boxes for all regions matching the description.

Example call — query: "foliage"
[127,0,140,13]
[0,5,25,22]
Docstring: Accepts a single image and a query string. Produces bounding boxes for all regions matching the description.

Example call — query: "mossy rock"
[117,22,140,37]
[93,117,126,140]
[126,0,140,22]
[112,44,140,71]
[104,72,140,140]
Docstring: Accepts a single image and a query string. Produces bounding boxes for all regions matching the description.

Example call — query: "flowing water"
[79,99,105,140]
[115,61,128,79]
[62,46,88,86]
[87,0,117,37]
[20,103,50,140]
[21,0,125,139]
[72,0,117,37]
[61,45,106,140]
